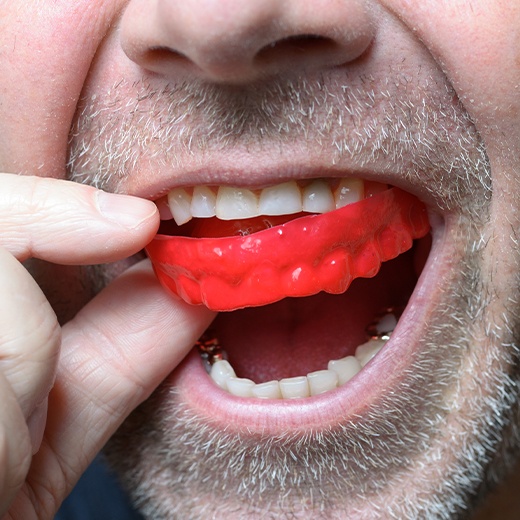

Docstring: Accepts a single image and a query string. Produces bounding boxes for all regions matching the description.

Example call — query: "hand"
[0,173,215,519]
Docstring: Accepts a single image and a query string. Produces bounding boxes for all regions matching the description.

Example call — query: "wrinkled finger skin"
[0,3,171,512]
[0,170,164,516]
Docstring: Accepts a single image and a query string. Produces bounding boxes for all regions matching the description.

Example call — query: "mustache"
[67,72,491,213]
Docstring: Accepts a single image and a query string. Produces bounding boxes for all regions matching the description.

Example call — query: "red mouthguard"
[146,187,430,311]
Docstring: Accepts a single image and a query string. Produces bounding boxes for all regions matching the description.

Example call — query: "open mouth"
[146,177,432,407]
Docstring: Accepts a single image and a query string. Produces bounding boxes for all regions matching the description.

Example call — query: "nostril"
[145,46,190,66]
[264,34,335,50]
[146,36,339,67]
[255,34,340,65]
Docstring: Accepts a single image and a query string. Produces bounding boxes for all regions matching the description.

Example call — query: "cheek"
[0,0,125,177]
[382,0,520,252]
[381,1,520,148]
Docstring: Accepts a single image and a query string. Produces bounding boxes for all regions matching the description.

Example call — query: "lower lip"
[167,220,447,435]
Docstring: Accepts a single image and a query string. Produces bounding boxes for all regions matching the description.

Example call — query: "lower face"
[85,76,520,520]
[14,5,520,520]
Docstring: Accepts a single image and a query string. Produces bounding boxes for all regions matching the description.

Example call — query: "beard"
[66,68,520,518]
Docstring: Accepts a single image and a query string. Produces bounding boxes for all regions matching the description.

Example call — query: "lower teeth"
[198,309,400,400]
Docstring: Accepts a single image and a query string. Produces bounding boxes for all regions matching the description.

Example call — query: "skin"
[0,0,519,518]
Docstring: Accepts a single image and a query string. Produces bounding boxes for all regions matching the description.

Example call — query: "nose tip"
[120,0,375,84]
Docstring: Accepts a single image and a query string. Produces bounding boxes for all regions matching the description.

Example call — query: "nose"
[120,0,375,84]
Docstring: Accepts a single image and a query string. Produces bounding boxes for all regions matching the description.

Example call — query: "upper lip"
[130,164,446,217]
[68,72,487,216]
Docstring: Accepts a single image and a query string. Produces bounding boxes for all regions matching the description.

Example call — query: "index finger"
[28,261,215,514]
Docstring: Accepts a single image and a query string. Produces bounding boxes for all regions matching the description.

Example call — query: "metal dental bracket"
[196,330,227,370]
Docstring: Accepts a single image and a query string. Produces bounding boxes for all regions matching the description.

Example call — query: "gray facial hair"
[66,72,520,518]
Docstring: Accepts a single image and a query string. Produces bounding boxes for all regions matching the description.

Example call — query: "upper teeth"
[166,178,365,225]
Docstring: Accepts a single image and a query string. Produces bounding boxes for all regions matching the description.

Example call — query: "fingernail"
[27,399,48,455]
[96,191,157,229]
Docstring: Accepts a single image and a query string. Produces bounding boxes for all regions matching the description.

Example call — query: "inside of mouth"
[205,236,430,384]
[159,211,312,237]
[152,180,432,395]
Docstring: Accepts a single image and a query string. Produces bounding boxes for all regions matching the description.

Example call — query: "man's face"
[1,1,519,518]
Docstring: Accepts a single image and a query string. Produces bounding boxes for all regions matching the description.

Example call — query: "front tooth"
[258,181,302,215]
[168,187,192,225]
[302,180,335,213]
[252,380,282,399]
[328,356,362,384]
[307,369,338,396]
[226,376,255,398]
[210,360,236,389]
[191,186,217,218]
[355,339,386,367]
[334,178,364,208]
[279,376,310,398]
[216,187,259,220]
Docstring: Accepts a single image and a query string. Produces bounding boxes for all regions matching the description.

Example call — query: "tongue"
[212,248,418,382]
